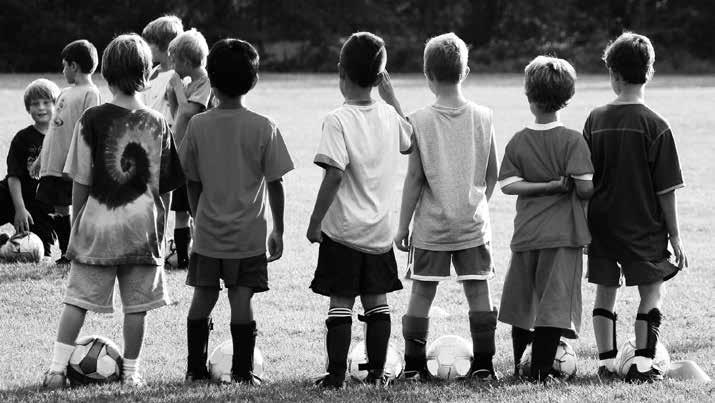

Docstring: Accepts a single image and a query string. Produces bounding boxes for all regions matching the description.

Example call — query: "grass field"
[0,73,713,402]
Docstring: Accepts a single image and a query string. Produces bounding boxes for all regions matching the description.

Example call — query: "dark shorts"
[36,176,72,207]
[587,254,679,287]
[310,234,403,297]
[186,252,268,292]
[170,185,190,212]
[406,244,494,282]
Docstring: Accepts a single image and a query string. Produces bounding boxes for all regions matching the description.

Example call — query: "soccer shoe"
[185,368,211,382]
[625,364,664,383]
[401,367,434,382]
[469,368,501,382]
[313,373,345,389]
[232,372,263,386]
[364,371,392,387]
[42,370,67,389]
[55,256,70,265]
[597,365,619,381]
[122,373,147,388]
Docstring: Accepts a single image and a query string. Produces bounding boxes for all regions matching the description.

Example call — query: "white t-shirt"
[141,67,174,126]
[314,102,413,254]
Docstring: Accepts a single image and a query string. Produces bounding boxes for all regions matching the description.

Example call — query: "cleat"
[364,371,391,387]
[185,368,211,382]
[469,368,500,381]
[42,370,66,389]
[625,364,663,383]
[314,373,344,389]
[597,365,619,381]
[55,256,71,265]
[122,373,146,388]
[402,368,434,382]
[232,372,263,386]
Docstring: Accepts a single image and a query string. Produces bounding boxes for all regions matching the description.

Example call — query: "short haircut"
[142,15,184,52]
[23,79,61,110]
[603,32,655,84]
[424,33,469,83]
[61,39,98,74]
[168,28,209,68]
[101,34,153,95]
[207,39,259,97]
[339,32,386,88]
[524,56,577,113]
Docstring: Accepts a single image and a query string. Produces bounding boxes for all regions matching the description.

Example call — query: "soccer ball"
[347,341,403,381]
[519,340,577,378]
[66,335,123,385]
[615,337,670,377]
[425,335,473,380]
[0,232,44,263]
[208,339,264,382]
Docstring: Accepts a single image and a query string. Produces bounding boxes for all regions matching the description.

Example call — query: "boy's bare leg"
[593,285,619,373]
[228,286,254,324]
[123,312,147,360]
[463,280,498,378]
[406,281,438,317]
[45,304,87,386]
[56,304,87,345]
[188,287,220,320]
[463,280,492,311]
[228,286,258,383]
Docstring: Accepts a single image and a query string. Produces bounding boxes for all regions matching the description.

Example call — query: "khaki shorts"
[406,244,494,282]
[64,261,169,314]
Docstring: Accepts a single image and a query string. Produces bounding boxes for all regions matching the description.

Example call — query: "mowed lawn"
[0,73,713,402]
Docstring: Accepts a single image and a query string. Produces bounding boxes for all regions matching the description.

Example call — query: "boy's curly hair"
[524,56,576,113]
[424,33,469,83]
[603,32,655,84]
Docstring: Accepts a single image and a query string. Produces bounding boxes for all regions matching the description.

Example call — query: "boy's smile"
[28,99,55,124]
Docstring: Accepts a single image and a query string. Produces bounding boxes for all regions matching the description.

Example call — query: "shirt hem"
[655,183,684,195]
[314,154,345,171]
[510,239,590,252]
[412,237,488,251]
[322,231,392,254]
[193,247,267,260]
[66,254,163,267]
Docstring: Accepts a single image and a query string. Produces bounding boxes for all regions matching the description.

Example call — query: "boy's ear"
[69,61,81,72]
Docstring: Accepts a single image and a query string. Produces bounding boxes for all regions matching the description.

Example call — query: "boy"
[42,33,184,388]
[307,32,412,389]
[395,33,499,381]
[179,38,293,385]
[497,56,594,382]
[34,39,101,265]
[586,32,687,383]
[166,28,213,269]
[0,79,60,257]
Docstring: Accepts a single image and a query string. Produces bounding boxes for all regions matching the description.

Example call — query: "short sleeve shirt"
[185,75,214,110]
[39,85,101,178]
[498,122,593,252]
[142,67,175,126]
[408,102,495,251]
[63,104,185,265]
[314,102,413,253]
[179,107,294,259]
[3,125,44,201]
[583,103,684,261]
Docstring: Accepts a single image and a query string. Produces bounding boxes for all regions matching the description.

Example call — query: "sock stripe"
[328,308,352,318]
[364,305,390,316]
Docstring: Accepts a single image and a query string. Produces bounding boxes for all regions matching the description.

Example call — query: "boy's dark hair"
[23,78,60,110]
[142,15,184,51]
[603,32,655,84]
[524,56,576,113]
[61,39,98,74]
[339,32,386,88]
[424,33,469,83]
[101,34,153,95]
[207,39,259,97]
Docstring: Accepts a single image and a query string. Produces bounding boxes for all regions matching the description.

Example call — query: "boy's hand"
[306,219,323,244]
[548,176,573,194]
[267,230,283,262]
[377,71,396,103]
[669,235,688,269]
[394,228,410,252]
[13,208,33,234]
[169,73,183,90]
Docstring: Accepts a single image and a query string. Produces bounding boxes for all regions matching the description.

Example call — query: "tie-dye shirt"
[63,103,185,265]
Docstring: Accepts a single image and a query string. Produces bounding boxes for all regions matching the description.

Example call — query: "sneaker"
[232,372,263,386]
[541,373,562,386]
[469,368,500,382]
[314,373,344,389]
[625,364,664,383]
[55,256,70,266]
[185,368,211,382]
[42,370,66,389]
[122,373,146,388]
[364,371,391,387]
[597,365,619,381]
[402,367,433,382]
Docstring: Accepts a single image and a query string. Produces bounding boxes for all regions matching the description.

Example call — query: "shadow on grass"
[0,262,68,283]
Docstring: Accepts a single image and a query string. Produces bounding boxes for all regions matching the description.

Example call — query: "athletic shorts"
[498,247,583,338]
[310,233,403,297]
[186,252,268,292]
[587,255,679,287]
[170,185,190,212]
[406,244,494,282]
[36,176,72,207]
[64,261,169,314]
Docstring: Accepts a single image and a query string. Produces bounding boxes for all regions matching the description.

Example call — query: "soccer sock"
[634,308,662,372]
[531,326,561,381]
[511,326,534,372]
[402,315,429,371]
[123,358,139,378]
[593,308,618,369]
[360,305,391,375]
[174,227,191,265]
[325,308,352,378]
[469,309,497,372]
[230,321,257,378]
[187,317,212,375]
[49,341,75,373]
[54,215,71,256]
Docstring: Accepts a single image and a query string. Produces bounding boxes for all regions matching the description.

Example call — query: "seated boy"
[395,33,499,381]
[497,56,594,383]
[586,32,687,383]
[0,78,60,257]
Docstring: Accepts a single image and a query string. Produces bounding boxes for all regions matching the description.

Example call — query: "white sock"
[598,358,616,371]
[633,356,653,372]
[123,358,139,378]
[49,342,75,373]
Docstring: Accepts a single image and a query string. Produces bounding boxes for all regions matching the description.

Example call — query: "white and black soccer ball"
[519,339,577,378]
[615,337,670,377]
[425,335,473,380]
[66,335,123,385]
[208,339,264,383]
[0,232,43,263]
[347,341,403,381]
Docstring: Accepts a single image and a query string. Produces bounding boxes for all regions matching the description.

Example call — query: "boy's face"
[148,43,167,66]
[170,54,190,78]
[27,98,55,125]
[62,59,77,84]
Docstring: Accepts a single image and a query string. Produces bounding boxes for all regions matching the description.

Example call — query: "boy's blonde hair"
[168,28,209,68]
[524,56,576,113]
[23,78,60,110]
[424,33,469,83]
[142,15,184,51]
[101,34,153,95]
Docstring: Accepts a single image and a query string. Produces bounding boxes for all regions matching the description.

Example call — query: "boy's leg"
[53,206,71,263]
[186,287,219,380]
[511,326,534,375]
[27,202,55,257]
[593,285,619,376]
[319,295,354,388]
[122,311,147,386]
[359,293,391,384]
[463,280,498,379]
[44,304,87,388]
[627,281,664,382]
[228,286,258,383]
[174,211,191,268]
[530,326,562,382]
[403,280,437,378]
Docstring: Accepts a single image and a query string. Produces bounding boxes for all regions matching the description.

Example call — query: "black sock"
[469,310,497,372]
[635,308,662,359]
[54,215,71,256]
[230,321,257,378]
[187,317,212,375]
[531,326,562,381]
[402,315,429,371]
[361,305,391,375]
[512,326,534,372]
[174,227,191,265]
[325,313,351,378]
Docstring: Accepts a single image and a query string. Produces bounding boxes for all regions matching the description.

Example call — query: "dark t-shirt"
[583,103,684,261]
[2,125,44,201]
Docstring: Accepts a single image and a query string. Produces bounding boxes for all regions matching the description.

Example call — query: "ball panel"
[425,335,473,380]
[67,335,123,385]
[208,339,265,382]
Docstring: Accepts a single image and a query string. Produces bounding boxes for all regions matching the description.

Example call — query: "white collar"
[527,121,564,131]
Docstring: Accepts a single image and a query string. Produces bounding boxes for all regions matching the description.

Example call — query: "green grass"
[0,73,714,401]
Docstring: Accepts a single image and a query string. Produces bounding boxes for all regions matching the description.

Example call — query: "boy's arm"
[657,190,688,269]
[71,182,90,227]
[574,179,594,200]
[173,102,203,146]
[502,177,572,196]
[395,150,425,251]
[485,138,498,201]
[7,177,32,233]
[307,167,344,243]
[186,180,201,218]
[266,179,285,262]
[377,71,405,118]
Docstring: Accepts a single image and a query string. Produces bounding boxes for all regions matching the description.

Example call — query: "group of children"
[4,14,683,390]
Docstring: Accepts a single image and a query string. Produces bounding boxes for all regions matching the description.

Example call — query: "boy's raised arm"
[306,167,343,244]
[395,149,425,251]
[378,71,406,118]
[266,179,285,262]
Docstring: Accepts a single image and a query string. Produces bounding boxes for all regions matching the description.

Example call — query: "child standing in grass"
[34,40,101,265]
[497,56,594,383]
[179,38,293,385]
[0,79,60,258]
[307,32,412,389]
[42,33,184,388]
[395,32,499,382]
[586,32,687,383]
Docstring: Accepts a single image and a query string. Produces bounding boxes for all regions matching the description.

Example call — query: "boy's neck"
[433,82,467,108]
[217,95,244,109]
[189,67,207,82]
[533,111,559,124]
[34,121,50,134]
[614,83,645,104]
[342,80,373,105]
[111,91,145,110]
[74,74,93,87]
